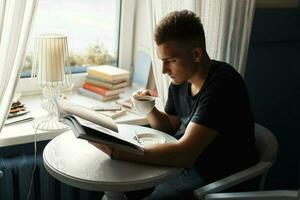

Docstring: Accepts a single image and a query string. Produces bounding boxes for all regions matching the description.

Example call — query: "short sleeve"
[164,85,178,116]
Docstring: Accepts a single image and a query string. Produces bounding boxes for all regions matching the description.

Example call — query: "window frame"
[17,0,136,95]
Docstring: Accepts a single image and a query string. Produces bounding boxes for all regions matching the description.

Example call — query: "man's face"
[156,40,197,85]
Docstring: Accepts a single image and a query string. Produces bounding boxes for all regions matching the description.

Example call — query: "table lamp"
[31,34,72,131]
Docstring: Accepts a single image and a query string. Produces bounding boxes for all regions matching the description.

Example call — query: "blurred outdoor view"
[22,0,121,77]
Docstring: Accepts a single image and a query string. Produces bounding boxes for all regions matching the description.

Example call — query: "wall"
[245,7,300,189]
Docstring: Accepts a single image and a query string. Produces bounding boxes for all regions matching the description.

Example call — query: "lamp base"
[31,115,69,131]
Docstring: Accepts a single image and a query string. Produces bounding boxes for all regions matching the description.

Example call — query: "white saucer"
[134,133,166,145]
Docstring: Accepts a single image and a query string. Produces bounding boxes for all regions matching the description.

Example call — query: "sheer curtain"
[147,0,194,107]
[0,0,38,132]
[147,0,255,105]
[194,0,256,77]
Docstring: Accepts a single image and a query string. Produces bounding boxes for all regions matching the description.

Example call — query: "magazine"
[54,97,144,155]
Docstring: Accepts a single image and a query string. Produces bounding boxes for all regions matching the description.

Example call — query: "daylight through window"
[22,0,121,78]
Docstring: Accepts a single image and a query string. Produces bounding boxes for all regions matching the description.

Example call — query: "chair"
[204,190,300,200]
[194,123,278,200]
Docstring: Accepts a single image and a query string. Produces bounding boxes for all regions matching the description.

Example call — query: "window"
[21,0,121,78]
[17,0,135,94]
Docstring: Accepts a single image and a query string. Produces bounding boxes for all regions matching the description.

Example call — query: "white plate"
[134,133,166,145]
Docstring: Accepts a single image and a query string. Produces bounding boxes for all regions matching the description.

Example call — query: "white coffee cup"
[132,95,155,114]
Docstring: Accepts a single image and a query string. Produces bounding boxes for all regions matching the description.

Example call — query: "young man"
[93,10,258,199]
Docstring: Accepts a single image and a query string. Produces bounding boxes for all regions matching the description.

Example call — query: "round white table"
[43,124,181,200]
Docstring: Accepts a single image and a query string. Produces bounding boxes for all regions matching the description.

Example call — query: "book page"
[54,97,118,132]
[61,115,144,155]
[74,116,142,147]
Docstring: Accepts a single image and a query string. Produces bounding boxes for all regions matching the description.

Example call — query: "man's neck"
[189,56,213,96]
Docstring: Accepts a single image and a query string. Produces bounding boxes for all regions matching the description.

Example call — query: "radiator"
[0,141,102,200]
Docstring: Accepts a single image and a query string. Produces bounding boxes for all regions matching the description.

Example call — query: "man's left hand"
[89,142,114,158]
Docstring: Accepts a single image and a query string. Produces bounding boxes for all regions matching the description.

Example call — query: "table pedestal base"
[102,192,127,200]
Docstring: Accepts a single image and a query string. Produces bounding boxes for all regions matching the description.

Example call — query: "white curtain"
[147,0,255,106]
[0,0,38,132]
[194,0,256,77]
[147,0,194,107]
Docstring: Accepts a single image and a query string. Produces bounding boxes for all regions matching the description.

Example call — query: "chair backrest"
[254,123,278,162]
[193,123,279,200]
[204,190,300,200]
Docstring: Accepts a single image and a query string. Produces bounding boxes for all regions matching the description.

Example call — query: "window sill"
[0,94,64,147]
[0,85,152,148]
[16,72,87,96]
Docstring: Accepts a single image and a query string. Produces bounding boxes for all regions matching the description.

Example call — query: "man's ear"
[193,47,203,63]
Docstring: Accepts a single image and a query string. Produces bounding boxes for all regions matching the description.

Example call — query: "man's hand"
[89,142,114,158]
[132,89,152,98]
[131,89,151,108]
[131,89,156,115]
[88,142,134,161]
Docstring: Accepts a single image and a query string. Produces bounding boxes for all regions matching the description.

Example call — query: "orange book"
[78,88,120,102]
[83,83,125,96]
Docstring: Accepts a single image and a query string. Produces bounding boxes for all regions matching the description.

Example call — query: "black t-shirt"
[165,60,259,182]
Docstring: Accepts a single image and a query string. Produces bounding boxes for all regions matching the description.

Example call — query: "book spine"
[87,69,113,82]
[85,78,114,90]
[83,83,124,96]
[87,67,130,82]
[86,78,128,90]
[88,72,129,83]
[87,74,117,84]
[78,87,104,101]
[83,83,110,96]
[88,74,128,84]
[78,88,120,102]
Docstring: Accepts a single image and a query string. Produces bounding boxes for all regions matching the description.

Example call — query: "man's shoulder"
[201,61,248,99]
[211,60,240,78]
[207,60,245,87]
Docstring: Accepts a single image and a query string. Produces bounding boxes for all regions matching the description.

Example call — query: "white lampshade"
[32,34,72,88]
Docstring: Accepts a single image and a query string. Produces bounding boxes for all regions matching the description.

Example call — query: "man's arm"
[146,107,181,135]
[112,122,218,167]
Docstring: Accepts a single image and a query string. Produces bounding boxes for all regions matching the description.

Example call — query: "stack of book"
[79,65,130,102]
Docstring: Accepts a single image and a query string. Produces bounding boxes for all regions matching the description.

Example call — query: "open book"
[54,98,144,155]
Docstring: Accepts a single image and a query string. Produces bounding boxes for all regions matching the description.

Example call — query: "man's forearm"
[146,107,174,134]
[113,142,193,168]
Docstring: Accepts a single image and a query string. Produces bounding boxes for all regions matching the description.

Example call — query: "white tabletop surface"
[43,124,181,192]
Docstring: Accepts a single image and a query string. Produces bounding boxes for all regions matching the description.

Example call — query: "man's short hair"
[154,10,206,49]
